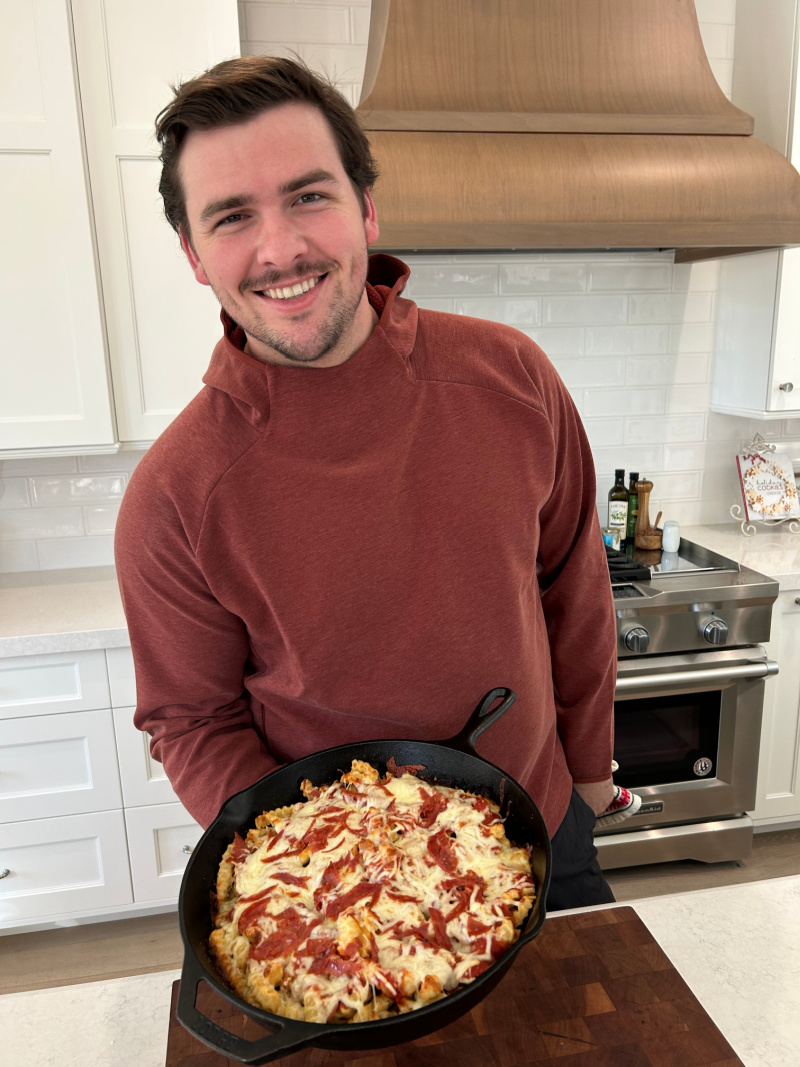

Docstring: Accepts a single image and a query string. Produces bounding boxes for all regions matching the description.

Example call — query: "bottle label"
[608,502,628,528]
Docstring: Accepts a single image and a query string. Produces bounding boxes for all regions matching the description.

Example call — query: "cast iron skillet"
[178,687,552,1065]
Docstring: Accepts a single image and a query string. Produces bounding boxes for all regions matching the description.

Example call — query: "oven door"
[598,646,779,834]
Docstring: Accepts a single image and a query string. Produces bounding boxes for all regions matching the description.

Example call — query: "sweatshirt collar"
[202,254,416,414]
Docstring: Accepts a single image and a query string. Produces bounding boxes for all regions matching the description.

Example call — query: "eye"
[296,192,325,205]
[216,212,246,228]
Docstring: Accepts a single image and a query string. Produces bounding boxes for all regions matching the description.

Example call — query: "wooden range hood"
[357,0,800,262]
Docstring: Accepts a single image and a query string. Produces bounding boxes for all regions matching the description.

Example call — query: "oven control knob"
[623,626,650,653]
[702,618,728,645]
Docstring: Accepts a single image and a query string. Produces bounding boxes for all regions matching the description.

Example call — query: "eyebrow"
[199,171,341,225]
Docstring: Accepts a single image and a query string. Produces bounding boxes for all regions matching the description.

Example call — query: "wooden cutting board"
[165,905,743,1066]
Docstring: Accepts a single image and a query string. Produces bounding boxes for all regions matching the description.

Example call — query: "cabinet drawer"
[0,810,132,927]
[124,802,203,903]
[106,646,135,708]
[0,651,110,720]
[0,709,122,822]
[112,706,179,807]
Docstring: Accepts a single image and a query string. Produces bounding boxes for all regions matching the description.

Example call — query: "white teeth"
[263,275,320,300]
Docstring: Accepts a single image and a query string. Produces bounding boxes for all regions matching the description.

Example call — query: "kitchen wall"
[0,0,798,573]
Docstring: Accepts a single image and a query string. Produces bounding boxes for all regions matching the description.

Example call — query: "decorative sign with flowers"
[736,450,800,521]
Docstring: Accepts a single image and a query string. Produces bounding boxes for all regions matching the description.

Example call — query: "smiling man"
[114,56,618,911]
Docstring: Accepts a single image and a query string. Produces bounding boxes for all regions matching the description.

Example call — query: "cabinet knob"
[0,869,10,879]
[779,382,794,392]
[795,597,800,606]
[182,845,193,855]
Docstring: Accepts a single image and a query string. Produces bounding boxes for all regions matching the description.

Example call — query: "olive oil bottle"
[607,469,629,546]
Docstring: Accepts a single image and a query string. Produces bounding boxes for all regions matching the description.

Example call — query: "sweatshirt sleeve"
[114,471,280,828]
[529,348,617,785]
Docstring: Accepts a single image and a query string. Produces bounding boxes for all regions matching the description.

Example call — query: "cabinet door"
[771,248,800,407]
[0,810,132,926]
[753,590,800,822]
[0,650,110,720]
[0,709,122,822]
[124,802,203,902]
[113,705,180,807]
[70,0,240,444]
[0,0,116,452]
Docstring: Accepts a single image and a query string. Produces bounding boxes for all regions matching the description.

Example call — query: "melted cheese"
[211,764,535,1024]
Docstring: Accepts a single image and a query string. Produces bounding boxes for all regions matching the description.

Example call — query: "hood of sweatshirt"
[201,253,417,427]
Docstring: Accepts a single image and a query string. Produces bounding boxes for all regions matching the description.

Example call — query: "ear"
[179,225,211,286]
[363,189,379,246]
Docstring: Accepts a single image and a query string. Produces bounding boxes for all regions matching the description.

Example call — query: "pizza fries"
[209,759,535,1023]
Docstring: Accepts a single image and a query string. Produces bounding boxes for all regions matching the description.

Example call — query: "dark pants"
[546,789,616,911]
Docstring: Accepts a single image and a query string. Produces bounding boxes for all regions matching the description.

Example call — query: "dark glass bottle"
[607,469,629,546]
[626,471,640,545]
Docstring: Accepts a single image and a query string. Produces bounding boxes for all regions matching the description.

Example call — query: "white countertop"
[2,875,798,1067]
[1,523,799,658]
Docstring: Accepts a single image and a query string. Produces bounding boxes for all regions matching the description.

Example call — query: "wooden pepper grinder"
[634,478,655,549]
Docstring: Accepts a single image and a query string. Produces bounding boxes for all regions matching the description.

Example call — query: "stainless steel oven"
[595,540,779,869]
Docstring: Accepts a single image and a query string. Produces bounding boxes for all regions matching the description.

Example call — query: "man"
[114,56,617,910]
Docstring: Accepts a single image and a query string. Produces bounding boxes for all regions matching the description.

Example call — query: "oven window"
[612,689,721,788]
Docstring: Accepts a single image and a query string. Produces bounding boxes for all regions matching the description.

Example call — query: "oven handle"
[615,659,779,692]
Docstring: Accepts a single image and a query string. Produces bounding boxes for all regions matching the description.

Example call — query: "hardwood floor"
[1,829,799,996]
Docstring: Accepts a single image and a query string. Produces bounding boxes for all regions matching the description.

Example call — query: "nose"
[253,211,310,273]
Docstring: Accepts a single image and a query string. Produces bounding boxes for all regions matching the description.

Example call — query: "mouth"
[254,273,328,301]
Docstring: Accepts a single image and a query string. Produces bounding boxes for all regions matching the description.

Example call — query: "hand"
[574,777,614,816]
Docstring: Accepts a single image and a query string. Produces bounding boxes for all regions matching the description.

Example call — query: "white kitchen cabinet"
[113,705,181,807]
[0,650,110,720]
[752,589,800,825]
[0,0,239,457]
[124,802,203,903]
[712,0,800,420]
[0,809,132,927]
[0,709,122,823]
[0,0,116,453]
[71,0,240,445]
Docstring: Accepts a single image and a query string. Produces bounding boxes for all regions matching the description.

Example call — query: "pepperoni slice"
[428,907,453,951]
[417,788,448,828]
[427,828,458,873]
[231,832,251,864]
[325,881,382,919]
[272,871,308,888]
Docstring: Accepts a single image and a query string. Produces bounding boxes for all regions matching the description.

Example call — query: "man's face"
[179,102,379,367]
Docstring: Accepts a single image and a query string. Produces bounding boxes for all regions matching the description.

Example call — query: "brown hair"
[154,55,379,239]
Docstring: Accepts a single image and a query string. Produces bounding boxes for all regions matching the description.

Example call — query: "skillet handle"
[177,955,323,1065]
[444,687,516,754]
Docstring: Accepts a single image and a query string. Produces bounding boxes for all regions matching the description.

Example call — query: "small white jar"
[662,520,680,553]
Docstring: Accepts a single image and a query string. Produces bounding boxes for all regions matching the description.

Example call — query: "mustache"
[242,262,335,292]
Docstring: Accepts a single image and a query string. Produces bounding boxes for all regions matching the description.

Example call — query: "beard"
[219,248,370,365]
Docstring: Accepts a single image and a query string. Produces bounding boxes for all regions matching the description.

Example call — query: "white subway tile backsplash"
[583,389,665,417]
[625,415,706,445]
[245,4,350,45]
[0,541,38,574]
[525,328,584,357]
[585,325,669,356]
[698,21,730,59]
[405,264,498,296]
[588,263,672,292]
[0,456,78,475]
[37,535,115,570]
[647,471,702,502]
[663,441,737,471]
[30,476,126,506]
[592,446,664,477]
[454,298,540,326]
[626,354,709,386]
[79,451,145,472]
[544,296,626,326]
[665,383,713,413]
[552,357,626,389]
[628,292,713,325]
[499,263,586,293]
[412,298,454,313]
[669,323,716,354]
[1,507,84,540]
[708,56,733,96]
[85,505,121,535]
[672,260,720,292]
[0,478,30,510]
[696,0,736,26]
[583,420,625,448]
[284,41,367,80]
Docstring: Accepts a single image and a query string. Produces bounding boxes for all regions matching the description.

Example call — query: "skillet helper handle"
[177,956,321,1066]
[445,687,516,754]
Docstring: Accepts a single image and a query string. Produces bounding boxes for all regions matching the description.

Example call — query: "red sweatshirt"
[114,254,616,834]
